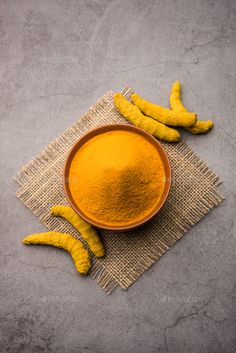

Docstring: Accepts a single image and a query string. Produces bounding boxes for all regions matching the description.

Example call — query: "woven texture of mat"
[15,87,224,294]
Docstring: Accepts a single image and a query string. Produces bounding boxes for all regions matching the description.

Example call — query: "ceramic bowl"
[64,124,171,231]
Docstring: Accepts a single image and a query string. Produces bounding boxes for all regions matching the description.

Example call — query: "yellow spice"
[170,81,214,134]
[69,130,166,227]
[22,232,91,275]
[51,205,105,257]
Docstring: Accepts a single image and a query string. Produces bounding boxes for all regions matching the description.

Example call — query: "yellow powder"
[69,130,166,227]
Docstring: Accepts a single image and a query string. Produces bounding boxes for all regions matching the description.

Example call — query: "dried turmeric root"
[51,205,105,258]
[170,81,213,134]
[185,120,213,134]
[169,80,187,112]
[114,93,180,142]
[131,92,197,127]
[22,232,91,275]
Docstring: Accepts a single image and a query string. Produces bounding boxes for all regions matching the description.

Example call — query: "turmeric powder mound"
[69,130,166,227]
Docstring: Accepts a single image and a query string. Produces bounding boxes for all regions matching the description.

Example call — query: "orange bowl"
[64,124,171,231]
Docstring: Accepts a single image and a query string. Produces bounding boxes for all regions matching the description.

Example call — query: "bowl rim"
[64,124,171,231]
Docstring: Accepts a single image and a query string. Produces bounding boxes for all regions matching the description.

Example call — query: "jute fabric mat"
[15,87,224,294]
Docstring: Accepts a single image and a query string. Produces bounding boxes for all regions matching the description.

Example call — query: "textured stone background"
[0,0,236,352]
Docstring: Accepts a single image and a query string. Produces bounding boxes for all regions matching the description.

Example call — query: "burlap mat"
[14,87,224,294]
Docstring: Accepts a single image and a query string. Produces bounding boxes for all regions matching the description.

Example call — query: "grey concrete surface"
[0,0,236,352]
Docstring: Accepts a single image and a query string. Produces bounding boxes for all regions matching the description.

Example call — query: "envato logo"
[41,295,77,303]
[172,55,199,64]
[158,295,198,303]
